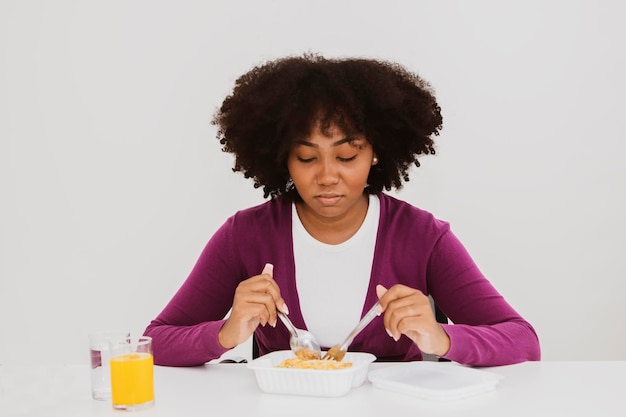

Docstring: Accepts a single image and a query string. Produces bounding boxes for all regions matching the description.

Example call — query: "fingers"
[377,284,451,355]
[261,262,273,277]
[221,263,288,348]
[376,284,387,300]
[376,284,435,342]
[260,263,288,315]
[232,263,287,328]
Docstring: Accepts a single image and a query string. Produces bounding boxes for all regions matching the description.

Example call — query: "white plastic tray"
[368,362,504,400]
[247,350,376,397]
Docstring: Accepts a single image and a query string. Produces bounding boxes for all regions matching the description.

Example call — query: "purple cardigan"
[144,193,540,366]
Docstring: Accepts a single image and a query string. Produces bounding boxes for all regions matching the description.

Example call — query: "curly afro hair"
[211,53,443,199]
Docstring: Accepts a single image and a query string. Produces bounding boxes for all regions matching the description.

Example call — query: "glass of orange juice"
[109,336,155,411]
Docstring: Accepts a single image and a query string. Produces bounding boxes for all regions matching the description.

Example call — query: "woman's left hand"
[376,284,451,357]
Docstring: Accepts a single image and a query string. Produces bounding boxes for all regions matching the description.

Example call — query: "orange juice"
[110,352,154,408]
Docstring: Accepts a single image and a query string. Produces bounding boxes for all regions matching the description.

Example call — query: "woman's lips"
[315,194,342,205]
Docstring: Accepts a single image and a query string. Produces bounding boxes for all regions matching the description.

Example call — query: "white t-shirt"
[291,194,380,347]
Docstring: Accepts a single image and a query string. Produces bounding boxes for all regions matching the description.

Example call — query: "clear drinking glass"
[88,331,130,401]
[109,336,155,411]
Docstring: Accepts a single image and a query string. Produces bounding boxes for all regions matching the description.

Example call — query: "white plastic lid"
[368,362,504,401]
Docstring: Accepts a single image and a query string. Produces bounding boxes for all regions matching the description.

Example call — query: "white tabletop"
[1,361,624,417]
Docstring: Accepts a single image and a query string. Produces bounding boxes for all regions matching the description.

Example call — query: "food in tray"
[294,347,321,360]
[276,357,353,370]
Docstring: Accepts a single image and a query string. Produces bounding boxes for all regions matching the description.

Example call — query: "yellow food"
[294,348,320,360]
[277,358,353,370]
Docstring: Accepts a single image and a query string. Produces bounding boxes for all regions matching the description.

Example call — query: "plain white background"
[1,0,624,365]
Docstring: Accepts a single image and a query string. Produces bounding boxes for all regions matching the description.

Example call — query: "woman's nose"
[316,159,339,186]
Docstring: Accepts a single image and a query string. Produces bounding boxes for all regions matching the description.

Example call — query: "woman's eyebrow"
[293,136,356,148]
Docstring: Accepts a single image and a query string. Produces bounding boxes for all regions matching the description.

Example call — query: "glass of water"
[88,331,130,401]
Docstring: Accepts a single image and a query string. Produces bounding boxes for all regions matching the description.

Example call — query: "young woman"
[144,54,541,367]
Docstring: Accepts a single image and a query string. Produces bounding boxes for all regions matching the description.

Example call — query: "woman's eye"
[338,155,357,162]
[295,155,357,163]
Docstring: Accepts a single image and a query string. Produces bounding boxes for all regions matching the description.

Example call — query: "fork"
[322,301,382,361]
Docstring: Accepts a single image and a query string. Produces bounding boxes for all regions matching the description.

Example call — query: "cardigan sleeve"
[428,230,541,366]
[144,217,243,366]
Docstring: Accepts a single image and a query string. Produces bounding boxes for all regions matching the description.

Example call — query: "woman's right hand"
[218,263,287,349]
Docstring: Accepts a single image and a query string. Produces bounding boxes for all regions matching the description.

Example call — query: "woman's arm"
[144,219,242,366]
[428,230,541,366]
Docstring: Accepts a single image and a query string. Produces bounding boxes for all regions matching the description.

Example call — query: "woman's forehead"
[310,121,345,138]
[294,127,368,149]
[287,112,366,146]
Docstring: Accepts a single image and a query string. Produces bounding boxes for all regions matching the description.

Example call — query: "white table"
[1,361,624,417]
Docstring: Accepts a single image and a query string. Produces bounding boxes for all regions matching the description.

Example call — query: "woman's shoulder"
[227,196,291,229]
[232,196,289,214]
[377,192,450,234]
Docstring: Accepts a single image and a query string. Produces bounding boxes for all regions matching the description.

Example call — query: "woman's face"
[287,123,376,222]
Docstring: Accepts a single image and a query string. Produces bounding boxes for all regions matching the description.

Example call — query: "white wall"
[1,0,624,365]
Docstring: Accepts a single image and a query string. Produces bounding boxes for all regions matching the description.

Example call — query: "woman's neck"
[295,194,370,245]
